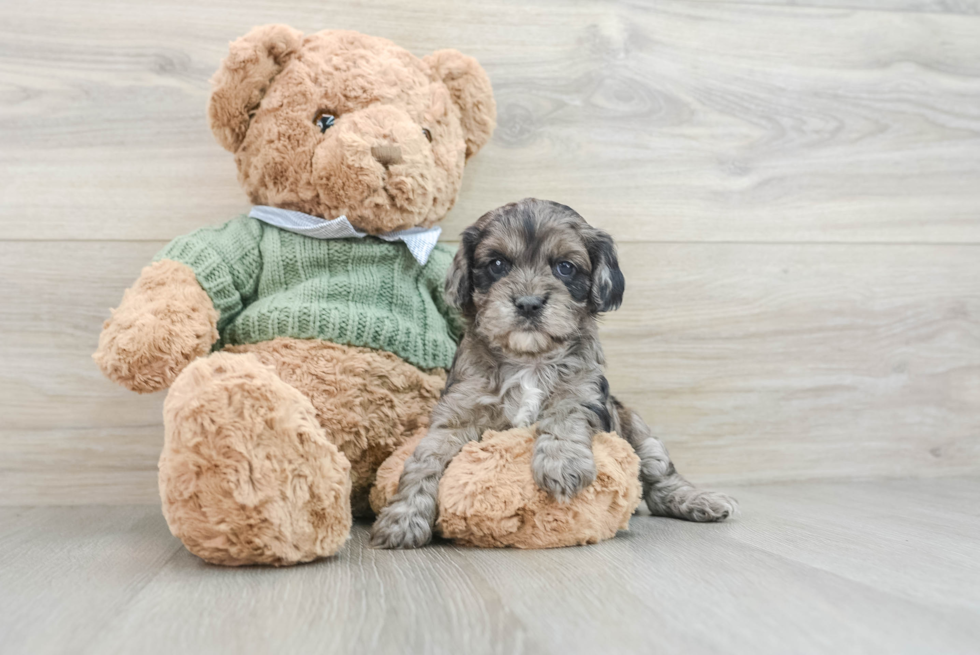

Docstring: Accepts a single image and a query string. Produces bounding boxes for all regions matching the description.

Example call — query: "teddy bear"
[94,25,642,565]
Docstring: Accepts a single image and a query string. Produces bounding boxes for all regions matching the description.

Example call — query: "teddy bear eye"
[314,112,336,133]
[422,127,432,143]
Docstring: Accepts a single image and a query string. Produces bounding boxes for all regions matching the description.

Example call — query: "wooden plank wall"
[1,0,978,504]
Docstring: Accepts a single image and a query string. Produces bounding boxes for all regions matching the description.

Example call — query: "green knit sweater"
[155,215,462,370]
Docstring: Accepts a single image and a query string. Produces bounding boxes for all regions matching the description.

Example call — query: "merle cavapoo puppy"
[372,198,737,548]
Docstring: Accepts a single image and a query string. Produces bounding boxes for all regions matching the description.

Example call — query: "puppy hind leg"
[621,407,738,522]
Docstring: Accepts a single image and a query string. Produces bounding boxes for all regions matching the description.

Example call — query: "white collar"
[248,205,442,266]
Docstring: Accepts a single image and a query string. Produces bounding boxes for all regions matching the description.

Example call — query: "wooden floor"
[2,478,979,655]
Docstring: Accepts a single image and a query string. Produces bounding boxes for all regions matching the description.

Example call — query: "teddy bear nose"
[371,144,404,167]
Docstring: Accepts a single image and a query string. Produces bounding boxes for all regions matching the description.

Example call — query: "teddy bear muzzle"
[311,103,436,234]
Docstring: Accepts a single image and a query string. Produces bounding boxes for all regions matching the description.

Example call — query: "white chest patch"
[508,367,546,427]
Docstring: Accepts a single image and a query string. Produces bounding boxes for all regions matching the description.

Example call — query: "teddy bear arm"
[93,259,219,394]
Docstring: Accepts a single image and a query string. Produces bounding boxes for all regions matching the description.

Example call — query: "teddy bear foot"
[159,352,353,566]
[371,428,643,549]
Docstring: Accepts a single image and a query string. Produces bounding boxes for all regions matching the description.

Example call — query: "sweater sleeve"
[153,216,264,334]
[427,243,466,344]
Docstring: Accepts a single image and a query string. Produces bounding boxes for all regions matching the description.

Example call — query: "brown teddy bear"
[94,25,641,565]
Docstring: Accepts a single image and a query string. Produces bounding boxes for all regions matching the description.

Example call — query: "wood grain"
[728,479,980,610]
[2,241,977,504]
[1,0,979,243]
[607,241,980,482]
[1,0,979,503]
[0,506,181,654]
[703,0,980,16]
[2,479,980,654]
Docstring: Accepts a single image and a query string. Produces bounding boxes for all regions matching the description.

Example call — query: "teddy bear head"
[208,25,496,234]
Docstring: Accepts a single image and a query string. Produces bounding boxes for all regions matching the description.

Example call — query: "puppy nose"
[514,295,546,316]
[371,144,404,167]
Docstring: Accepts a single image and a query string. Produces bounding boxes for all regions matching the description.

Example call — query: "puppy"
[371,198,737,548]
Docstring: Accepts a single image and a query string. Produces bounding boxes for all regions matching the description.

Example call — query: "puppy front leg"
[533,404,597,502]
[370,424,479,549]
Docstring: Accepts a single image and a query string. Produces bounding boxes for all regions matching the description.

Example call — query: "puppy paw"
[532,436,597,502]
[369,502,433,549]
[647,487,739,522]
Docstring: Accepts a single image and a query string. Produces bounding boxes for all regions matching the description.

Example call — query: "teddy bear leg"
[621,406,738,522]
[223,338,447,517]
[159,351,352,566]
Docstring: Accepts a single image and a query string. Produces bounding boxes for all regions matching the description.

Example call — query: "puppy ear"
[585,227,625,313]
[445,226,481,309]
[423,50,496,159]
[208,24,304,152]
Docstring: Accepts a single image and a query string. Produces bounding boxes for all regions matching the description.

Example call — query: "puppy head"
[446,198,625,356]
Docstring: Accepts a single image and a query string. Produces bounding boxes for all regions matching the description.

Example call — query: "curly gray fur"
[371,198,737,549]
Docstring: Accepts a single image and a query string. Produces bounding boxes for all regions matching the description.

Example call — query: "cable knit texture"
[155,215,463,370]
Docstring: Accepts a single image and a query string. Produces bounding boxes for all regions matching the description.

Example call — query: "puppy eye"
[554,261,576,278]
[422,127,432,143]
[488,258,509,276]
[314,111,336,133]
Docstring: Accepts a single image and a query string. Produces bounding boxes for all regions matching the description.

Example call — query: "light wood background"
[1,0,979,504]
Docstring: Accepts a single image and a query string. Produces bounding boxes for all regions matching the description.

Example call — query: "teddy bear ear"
[207,24,304,152]
[423,50,497,159]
